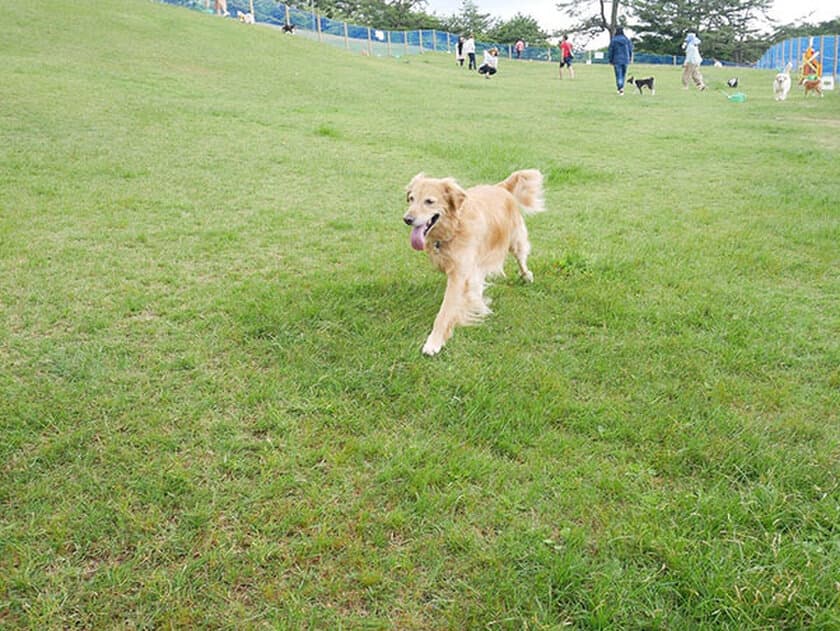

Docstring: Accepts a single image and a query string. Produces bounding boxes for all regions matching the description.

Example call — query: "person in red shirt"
[559,35,575,79]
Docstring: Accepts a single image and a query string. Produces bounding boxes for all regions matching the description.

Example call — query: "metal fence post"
[387,30,392,58]
[343,21,349,50]
[820,35,825,79]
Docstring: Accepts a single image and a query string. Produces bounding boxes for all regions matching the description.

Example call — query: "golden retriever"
[403,169,545,355]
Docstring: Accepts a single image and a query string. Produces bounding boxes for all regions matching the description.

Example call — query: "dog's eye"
[424,198,435,206]
[407,194,414,203]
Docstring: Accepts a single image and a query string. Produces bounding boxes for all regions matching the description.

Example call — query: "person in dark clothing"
[456,36,465,66]
[607,27,633,95]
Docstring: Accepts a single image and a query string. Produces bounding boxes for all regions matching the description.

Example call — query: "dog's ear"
[440,178,466,213]
[406,172,425,201]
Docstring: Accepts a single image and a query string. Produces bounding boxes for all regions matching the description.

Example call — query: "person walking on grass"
[682,32,707,91]
[456,35,465,66]
[559,34,575,79]
[464,34,476,70]
[608,27,632,95]
[514,39,525,59]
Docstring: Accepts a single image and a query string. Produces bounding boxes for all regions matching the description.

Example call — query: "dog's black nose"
[403,216,414,226]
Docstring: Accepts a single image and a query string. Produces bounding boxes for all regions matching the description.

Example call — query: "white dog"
[237,10,255,24]
[774,62,792,101]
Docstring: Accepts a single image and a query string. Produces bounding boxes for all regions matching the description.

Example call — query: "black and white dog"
[627,75,655,95]
[281,23,296,34]
[727,77,739,88]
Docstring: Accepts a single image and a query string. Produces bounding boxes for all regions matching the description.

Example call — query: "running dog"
[403,170,545,355]
[801,77,824,97]
[282,23,296,33]
[627,75,655,95]
[774,63,793,101]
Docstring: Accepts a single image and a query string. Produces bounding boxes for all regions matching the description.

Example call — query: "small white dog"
[237,10,255,24]
[774,62,792,101]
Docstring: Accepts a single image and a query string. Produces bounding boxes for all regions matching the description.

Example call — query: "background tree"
[303,0,441,29]
[488,13,549,45]
[555,0,629,43]
[630,0,772,63]
[629,0,699,54]
[772,16,840,43]
[354,0,442,29]
[441,0,497,38]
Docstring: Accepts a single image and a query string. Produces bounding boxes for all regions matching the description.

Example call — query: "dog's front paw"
[422,337,443,356]
[522,270,534,283]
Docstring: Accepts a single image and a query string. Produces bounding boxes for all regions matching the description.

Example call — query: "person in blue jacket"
[607,27,633,95]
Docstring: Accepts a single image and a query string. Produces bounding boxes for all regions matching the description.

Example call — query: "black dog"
[727,77,739,88]
[282,23,296,34]
[627,75,655,95]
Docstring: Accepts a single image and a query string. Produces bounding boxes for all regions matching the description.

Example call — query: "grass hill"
[1,0,839,627]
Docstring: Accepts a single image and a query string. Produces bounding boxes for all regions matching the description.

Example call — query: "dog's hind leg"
[466,271,492,319]
[509,226,534,283]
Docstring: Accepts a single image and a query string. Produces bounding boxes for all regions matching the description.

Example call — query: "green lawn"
[1,0,839,627]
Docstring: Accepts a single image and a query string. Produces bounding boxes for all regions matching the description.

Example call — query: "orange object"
[801,46,822,79]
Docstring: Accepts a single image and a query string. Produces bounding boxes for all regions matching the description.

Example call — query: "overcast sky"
[423,0,840,47]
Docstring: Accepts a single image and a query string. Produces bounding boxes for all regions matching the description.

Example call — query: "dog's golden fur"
[403,169,545,355]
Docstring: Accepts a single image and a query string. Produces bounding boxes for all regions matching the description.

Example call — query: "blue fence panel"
[162,0,836,71]
[757,34,839,75]
[437,31,456,52]
[286,7,310,29]
[825,35,838,77]
[346,24,367,39]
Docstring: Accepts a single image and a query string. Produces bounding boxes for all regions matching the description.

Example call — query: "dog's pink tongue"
[410,226,426,251]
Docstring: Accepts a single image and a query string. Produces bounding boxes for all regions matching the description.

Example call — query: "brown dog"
[403,170,545,355]
[802,78,824,97]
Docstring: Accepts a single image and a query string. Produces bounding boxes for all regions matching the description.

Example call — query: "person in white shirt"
[682,32,707,91]
[463,35,477,70]
[478,47,499,79]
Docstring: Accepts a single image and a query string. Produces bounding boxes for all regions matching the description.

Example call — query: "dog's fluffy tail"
[499,169,545,214]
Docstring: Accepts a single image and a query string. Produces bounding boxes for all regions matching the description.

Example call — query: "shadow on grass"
[217,273,583,457]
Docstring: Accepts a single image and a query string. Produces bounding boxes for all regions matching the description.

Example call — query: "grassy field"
[1,0,839,627]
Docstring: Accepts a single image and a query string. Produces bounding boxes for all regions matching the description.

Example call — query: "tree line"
[288,0,839,63]
[557,0,840,64]
[293,0,550,45]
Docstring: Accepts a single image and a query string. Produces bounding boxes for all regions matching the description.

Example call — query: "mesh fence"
[756,35,839,77]
[161,0,568,61]
[161,0,752,67]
